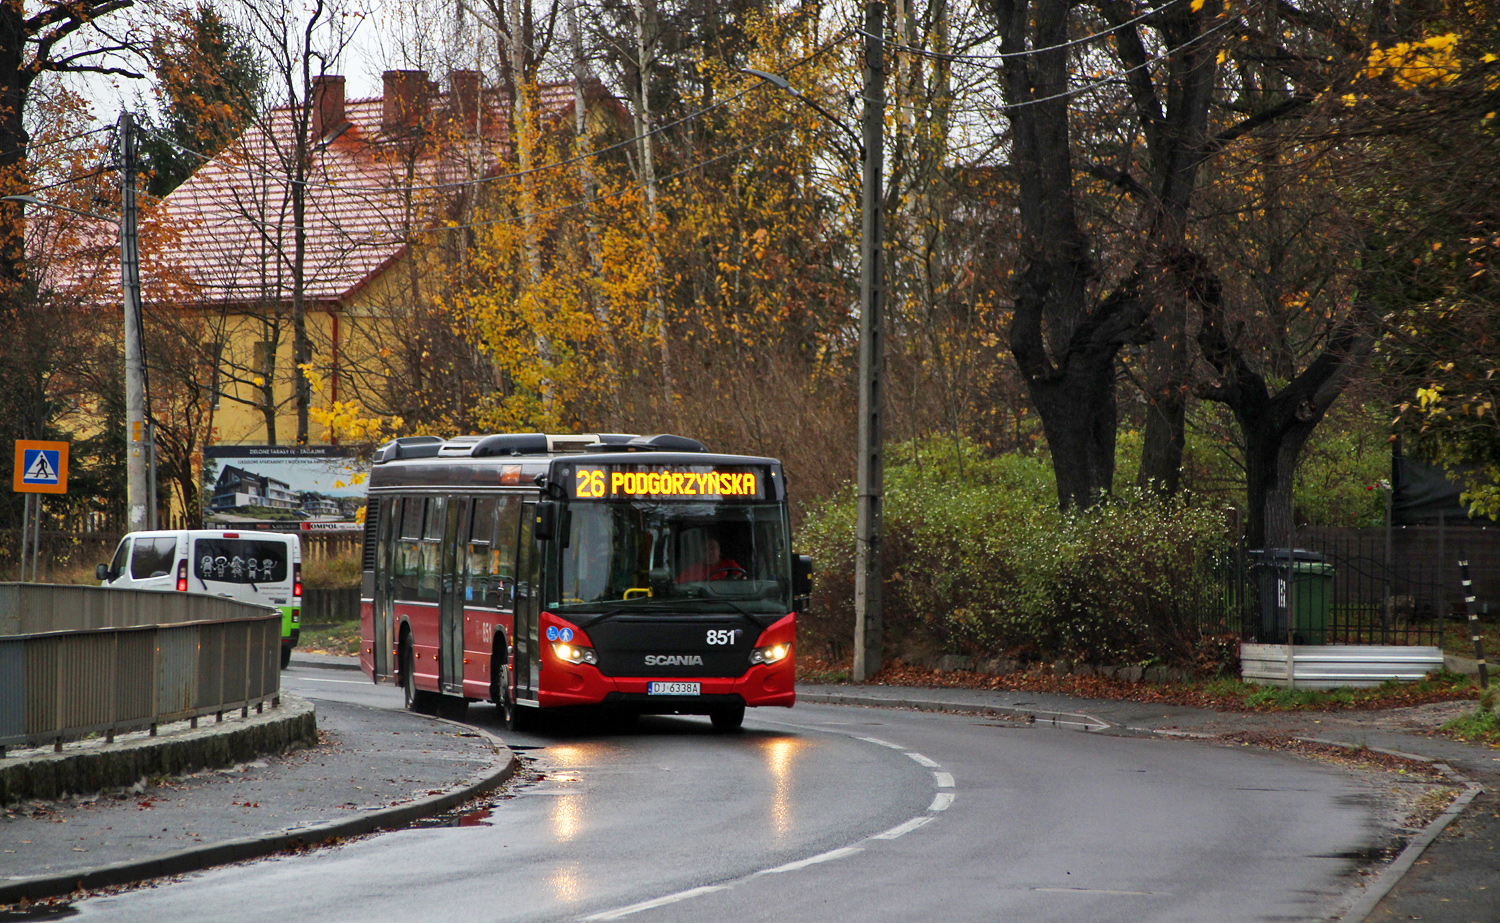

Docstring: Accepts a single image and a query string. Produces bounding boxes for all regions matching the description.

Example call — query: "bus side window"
[418,497,446,601]
[466,497,495,606]
[514,501,534,605]
[396,497,425,601]
[375,498,396,589]
[493,496,522,608]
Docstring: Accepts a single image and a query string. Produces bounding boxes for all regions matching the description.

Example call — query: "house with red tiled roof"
[154,68,627,446]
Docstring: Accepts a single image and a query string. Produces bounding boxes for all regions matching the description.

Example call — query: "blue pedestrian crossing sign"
[13,440,69,494]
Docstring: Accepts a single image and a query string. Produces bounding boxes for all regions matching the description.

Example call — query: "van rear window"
[193,538,289,584]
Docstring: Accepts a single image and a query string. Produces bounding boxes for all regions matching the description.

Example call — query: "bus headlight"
[750,643,790,665]
[552,643,598,665]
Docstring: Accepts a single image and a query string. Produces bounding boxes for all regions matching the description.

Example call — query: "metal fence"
[0,585,280,755]
[1235,527,1490,648]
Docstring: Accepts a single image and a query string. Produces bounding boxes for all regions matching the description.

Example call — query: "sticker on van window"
[193,539,288,584]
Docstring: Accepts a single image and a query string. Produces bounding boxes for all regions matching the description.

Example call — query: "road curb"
[1271,737,1488,923]
[290,653,361,671]
[0,697,319,806]
[0,717,518,906]
[797,691,1112,731]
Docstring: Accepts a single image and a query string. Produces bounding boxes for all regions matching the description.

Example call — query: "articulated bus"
[359,432,811,731]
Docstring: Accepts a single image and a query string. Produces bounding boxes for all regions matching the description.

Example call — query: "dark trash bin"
[1247,549,1334,644]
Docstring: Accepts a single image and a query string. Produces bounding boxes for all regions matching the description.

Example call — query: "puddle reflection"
[547,863,585,903]
[761,736,806,838]
[550,793,584,842]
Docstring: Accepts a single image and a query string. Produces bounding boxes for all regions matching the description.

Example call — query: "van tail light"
[176,560,188,592]
[293,563,302,599]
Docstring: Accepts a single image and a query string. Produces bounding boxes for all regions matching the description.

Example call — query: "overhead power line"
[863,0,1193,64]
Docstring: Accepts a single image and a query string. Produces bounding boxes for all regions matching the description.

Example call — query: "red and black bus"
[359,432,810,731]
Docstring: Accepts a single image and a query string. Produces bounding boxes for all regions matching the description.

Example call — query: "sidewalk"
[0,656,516,905]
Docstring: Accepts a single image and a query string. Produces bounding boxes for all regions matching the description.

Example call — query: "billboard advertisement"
[201,445,366,532]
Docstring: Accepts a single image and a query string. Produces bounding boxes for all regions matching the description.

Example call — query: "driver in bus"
[676,534,743,583]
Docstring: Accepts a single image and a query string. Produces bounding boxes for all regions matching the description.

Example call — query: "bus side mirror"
[793,554,813,598]
[534,501,558,541]
[96,563,110,582]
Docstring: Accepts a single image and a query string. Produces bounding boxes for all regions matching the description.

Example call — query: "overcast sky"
[60,0,430,128]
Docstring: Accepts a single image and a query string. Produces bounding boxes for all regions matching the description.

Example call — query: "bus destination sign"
[569,465,764,501]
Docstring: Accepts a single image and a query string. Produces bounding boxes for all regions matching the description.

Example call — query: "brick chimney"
[312,74,346,138]
[382,70,430,134]
[447,69,481,131]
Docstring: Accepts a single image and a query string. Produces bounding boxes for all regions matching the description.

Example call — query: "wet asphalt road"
[64,672,1380,923]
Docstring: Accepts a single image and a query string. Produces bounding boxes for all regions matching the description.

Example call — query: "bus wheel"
[709,704,745,732]
[498,664,531,732]
[401,642,437,715]
[280,646,292,669]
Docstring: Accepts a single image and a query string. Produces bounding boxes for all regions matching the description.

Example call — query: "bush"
[302,552,361,589]
[798,437,1233,670]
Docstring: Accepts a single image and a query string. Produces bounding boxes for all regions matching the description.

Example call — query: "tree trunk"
[994,0,1150,510]
[1197,260,1376,550]
[1030,354,1120,509]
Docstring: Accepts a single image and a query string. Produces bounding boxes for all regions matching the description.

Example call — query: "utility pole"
[853,0,886,682]
[119,110,150,532]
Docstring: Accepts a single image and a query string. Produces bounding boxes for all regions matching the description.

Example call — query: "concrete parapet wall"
[0,695,317,805]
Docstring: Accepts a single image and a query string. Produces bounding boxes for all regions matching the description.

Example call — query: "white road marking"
[292,677,370,685]
[759,846,864,874]
[579,885,732,921]
[872,816,933,840]
[1032,888,1157,896]
[580,714,960,922]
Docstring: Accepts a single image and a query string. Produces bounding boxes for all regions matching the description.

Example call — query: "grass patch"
[1440,619,1500,661]
[1440,707,1500,743]
[796,658,851,684]
[299,618,361,655]
[804,658,1480,712]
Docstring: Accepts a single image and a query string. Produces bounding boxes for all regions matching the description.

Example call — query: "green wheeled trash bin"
[1248,549,1335,644]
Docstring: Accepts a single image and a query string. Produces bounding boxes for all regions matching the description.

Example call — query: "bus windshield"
[552,500,791,614]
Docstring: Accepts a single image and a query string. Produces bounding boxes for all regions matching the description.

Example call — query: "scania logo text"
[645,654,704,666]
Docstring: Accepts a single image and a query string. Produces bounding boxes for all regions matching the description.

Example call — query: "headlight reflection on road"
[548,862,584,903]
[761,736,806,838]
[550,793,583,842]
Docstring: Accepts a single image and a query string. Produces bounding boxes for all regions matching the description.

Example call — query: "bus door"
[438,496,469,694]
[513,500,538,700]
[372,497,397,681]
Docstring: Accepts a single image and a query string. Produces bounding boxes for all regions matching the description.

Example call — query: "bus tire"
[401,639,437,715]
[709,704,745,732]
[280,645,292,669]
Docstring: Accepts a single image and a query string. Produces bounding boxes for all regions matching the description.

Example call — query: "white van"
[98,530,303,668]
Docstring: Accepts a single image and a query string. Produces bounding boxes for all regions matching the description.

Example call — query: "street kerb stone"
[0,712,518,906]
[0,697,319,806]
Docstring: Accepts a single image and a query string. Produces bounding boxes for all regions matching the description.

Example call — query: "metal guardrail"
[0,584,281,755]
[1241,643,1445,689]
